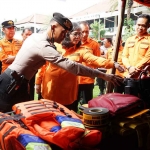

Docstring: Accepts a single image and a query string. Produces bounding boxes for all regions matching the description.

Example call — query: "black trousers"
[97,78,106,93]
[64,100,79,112]
[29,75,35,100]
[77,83,94,104]
[0,70,30,112]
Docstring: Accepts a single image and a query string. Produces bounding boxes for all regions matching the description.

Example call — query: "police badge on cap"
[52,12,73,31]
[1,20,16,28]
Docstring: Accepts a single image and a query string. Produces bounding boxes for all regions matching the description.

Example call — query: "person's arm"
[3,55,15,64]
[135,47,150,69]
[82,50,124,73]
[43,46,122,86]
[0,41,9,63]
[92,43,101,57]
[0,41,16,64]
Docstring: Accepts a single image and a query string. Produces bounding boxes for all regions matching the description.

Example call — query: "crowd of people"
[0,12,149,113]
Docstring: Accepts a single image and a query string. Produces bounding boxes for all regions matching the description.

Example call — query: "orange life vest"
[0,112,52,150]
[12,99,102,150]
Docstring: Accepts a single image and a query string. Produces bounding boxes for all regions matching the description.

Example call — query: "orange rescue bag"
[12,99,102,150]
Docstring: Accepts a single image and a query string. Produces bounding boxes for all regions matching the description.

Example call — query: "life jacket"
[12,99,102,150]
[0,112,52,150]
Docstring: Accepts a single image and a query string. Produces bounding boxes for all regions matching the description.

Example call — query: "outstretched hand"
[103,74,123,86]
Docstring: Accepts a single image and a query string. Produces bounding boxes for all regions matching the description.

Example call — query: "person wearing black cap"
[0,12,122,112]
[0,20,22,73]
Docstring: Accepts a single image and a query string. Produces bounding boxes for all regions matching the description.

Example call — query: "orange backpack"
[12,99,102,150]
[0,112,52,150]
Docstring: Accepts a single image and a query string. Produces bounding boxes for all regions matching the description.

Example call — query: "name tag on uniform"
[70,53,80,56]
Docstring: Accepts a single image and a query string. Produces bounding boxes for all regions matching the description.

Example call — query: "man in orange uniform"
[106,35,125,78]
[97,38,113,96]
[106,35,125,93]
[122,14,150,78]
[77,21,101,104]
[0,20,22,73]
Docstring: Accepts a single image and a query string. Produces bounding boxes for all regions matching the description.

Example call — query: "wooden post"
[106,0,127,93]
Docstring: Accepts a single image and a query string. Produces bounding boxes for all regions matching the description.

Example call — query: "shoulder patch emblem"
[0,47,2,51]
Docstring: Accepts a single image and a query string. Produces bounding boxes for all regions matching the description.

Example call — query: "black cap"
[52,12,73,31]
[2,20,16,28]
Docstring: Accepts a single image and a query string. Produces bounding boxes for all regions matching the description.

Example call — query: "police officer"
[0,12,122,112]
[0,20,22,73]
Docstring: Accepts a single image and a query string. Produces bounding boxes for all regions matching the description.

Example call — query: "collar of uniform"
[82,37,90,45]
[135,33,149,40]
[3,37,15,43]
[86,37,91,43]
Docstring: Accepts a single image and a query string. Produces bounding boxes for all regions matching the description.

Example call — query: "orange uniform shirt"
[0,38,22,72]
[106,46,125,77]
[35,45,114,105]
[122,34,150,78]
[78,38,100,84]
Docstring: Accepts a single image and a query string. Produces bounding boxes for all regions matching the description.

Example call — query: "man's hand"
[128,66,140,75]
[114,62,125,73]
[101,73,123,86]
[2,55,15,64]
[35,84,41,94]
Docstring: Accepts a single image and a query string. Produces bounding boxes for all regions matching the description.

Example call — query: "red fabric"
[88,93,141,115]
[134,0,150,7]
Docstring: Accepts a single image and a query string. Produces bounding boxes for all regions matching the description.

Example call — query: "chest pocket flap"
[140,42,149,49]
[127,41,135,48]
[69,53,80,62]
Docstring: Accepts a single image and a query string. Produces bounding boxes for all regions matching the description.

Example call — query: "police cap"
[2,20,16,28]
[52,12,73,31]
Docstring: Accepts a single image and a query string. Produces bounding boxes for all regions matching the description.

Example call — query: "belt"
[4,68,29,82]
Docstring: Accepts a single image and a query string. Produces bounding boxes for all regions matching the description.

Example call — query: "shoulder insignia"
[70,53,80,56]
[0,47,2,52]
[45,44,57,50]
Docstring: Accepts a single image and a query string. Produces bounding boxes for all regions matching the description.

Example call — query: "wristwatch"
[114,62,119,66]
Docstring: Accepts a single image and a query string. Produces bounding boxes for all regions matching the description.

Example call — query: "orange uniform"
[0,38,22,72]
[106,46,125,77]
[78,38,100,84]
[35,45,114,105]
[122,34,150,78]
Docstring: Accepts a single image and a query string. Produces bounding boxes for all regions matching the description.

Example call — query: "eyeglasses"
[70,32,82,37]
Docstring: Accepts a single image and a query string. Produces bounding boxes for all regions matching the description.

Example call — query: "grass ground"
[34,85,100,100]
[93,85,100,98]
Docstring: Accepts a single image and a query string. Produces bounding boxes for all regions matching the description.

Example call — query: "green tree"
[110,0,133,21]
[126,0,133,20]
[123,18,135,41]
[90,20,106,40]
